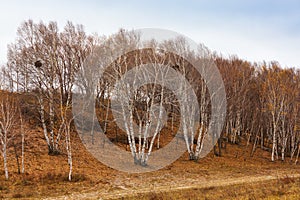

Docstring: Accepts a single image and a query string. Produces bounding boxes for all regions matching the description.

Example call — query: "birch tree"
[110,48,170,166]
[259,64,299,161]
[7,20,96,154]
[0,92,20,180]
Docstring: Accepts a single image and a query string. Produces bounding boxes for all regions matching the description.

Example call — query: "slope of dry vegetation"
[0,20,299,199]
[0,116,299,199]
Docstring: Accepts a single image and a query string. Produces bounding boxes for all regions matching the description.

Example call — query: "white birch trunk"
[3,143,8,180]
[38,96,51,151]
[271,125,276,162]
[66,126,72,181]
[20,114,25,174]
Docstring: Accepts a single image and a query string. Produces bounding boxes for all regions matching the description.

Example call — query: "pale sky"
[0,0,299,67]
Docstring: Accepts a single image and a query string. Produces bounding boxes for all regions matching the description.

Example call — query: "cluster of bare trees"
[0,20,299,179]
[2,20,97,180]
[78,31,218,166]
[216,57,300,162]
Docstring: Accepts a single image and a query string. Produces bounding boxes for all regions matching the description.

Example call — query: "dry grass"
[0,96,299,199]
[122,177,300,200]
[1,135,299,199]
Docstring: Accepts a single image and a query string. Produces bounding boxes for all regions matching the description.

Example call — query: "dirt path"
[44,172,300,200]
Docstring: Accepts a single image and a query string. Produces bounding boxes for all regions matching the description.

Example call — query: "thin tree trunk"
[38,96,51,153]
[20,112,25,174]
[271,115,277,162]
[281,137,287,161]
[91,101,96,145]
[157,133,160,149]
[49,91,55,153]
[295,144,300,165]
[3,144,8,180]
[271,130,276,162]
[21,129,25,174]
[13,143,20,174]
[251,134,258,157]
[103,95,110,134]
[66,129,72,181]
[260,127,264,149]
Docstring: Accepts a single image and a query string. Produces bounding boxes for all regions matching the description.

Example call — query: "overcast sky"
[0,0,299,67]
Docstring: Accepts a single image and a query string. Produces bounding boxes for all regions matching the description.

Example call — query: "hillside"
[0,22,299,199]
[1,117,300,199]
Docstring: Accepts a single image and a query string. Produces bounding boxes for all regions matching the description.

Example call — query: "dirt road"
[44,172,300,200]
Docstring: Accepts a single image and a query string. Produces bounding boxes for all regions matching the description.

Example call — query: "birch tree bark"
[0,93,20,180]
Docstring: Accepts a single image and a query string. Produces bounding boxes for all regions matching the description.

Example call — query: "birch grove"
[1,20,300,181]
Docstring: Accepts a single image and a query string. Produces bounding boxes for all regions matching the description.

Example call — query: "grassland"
[1,128,300,200]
